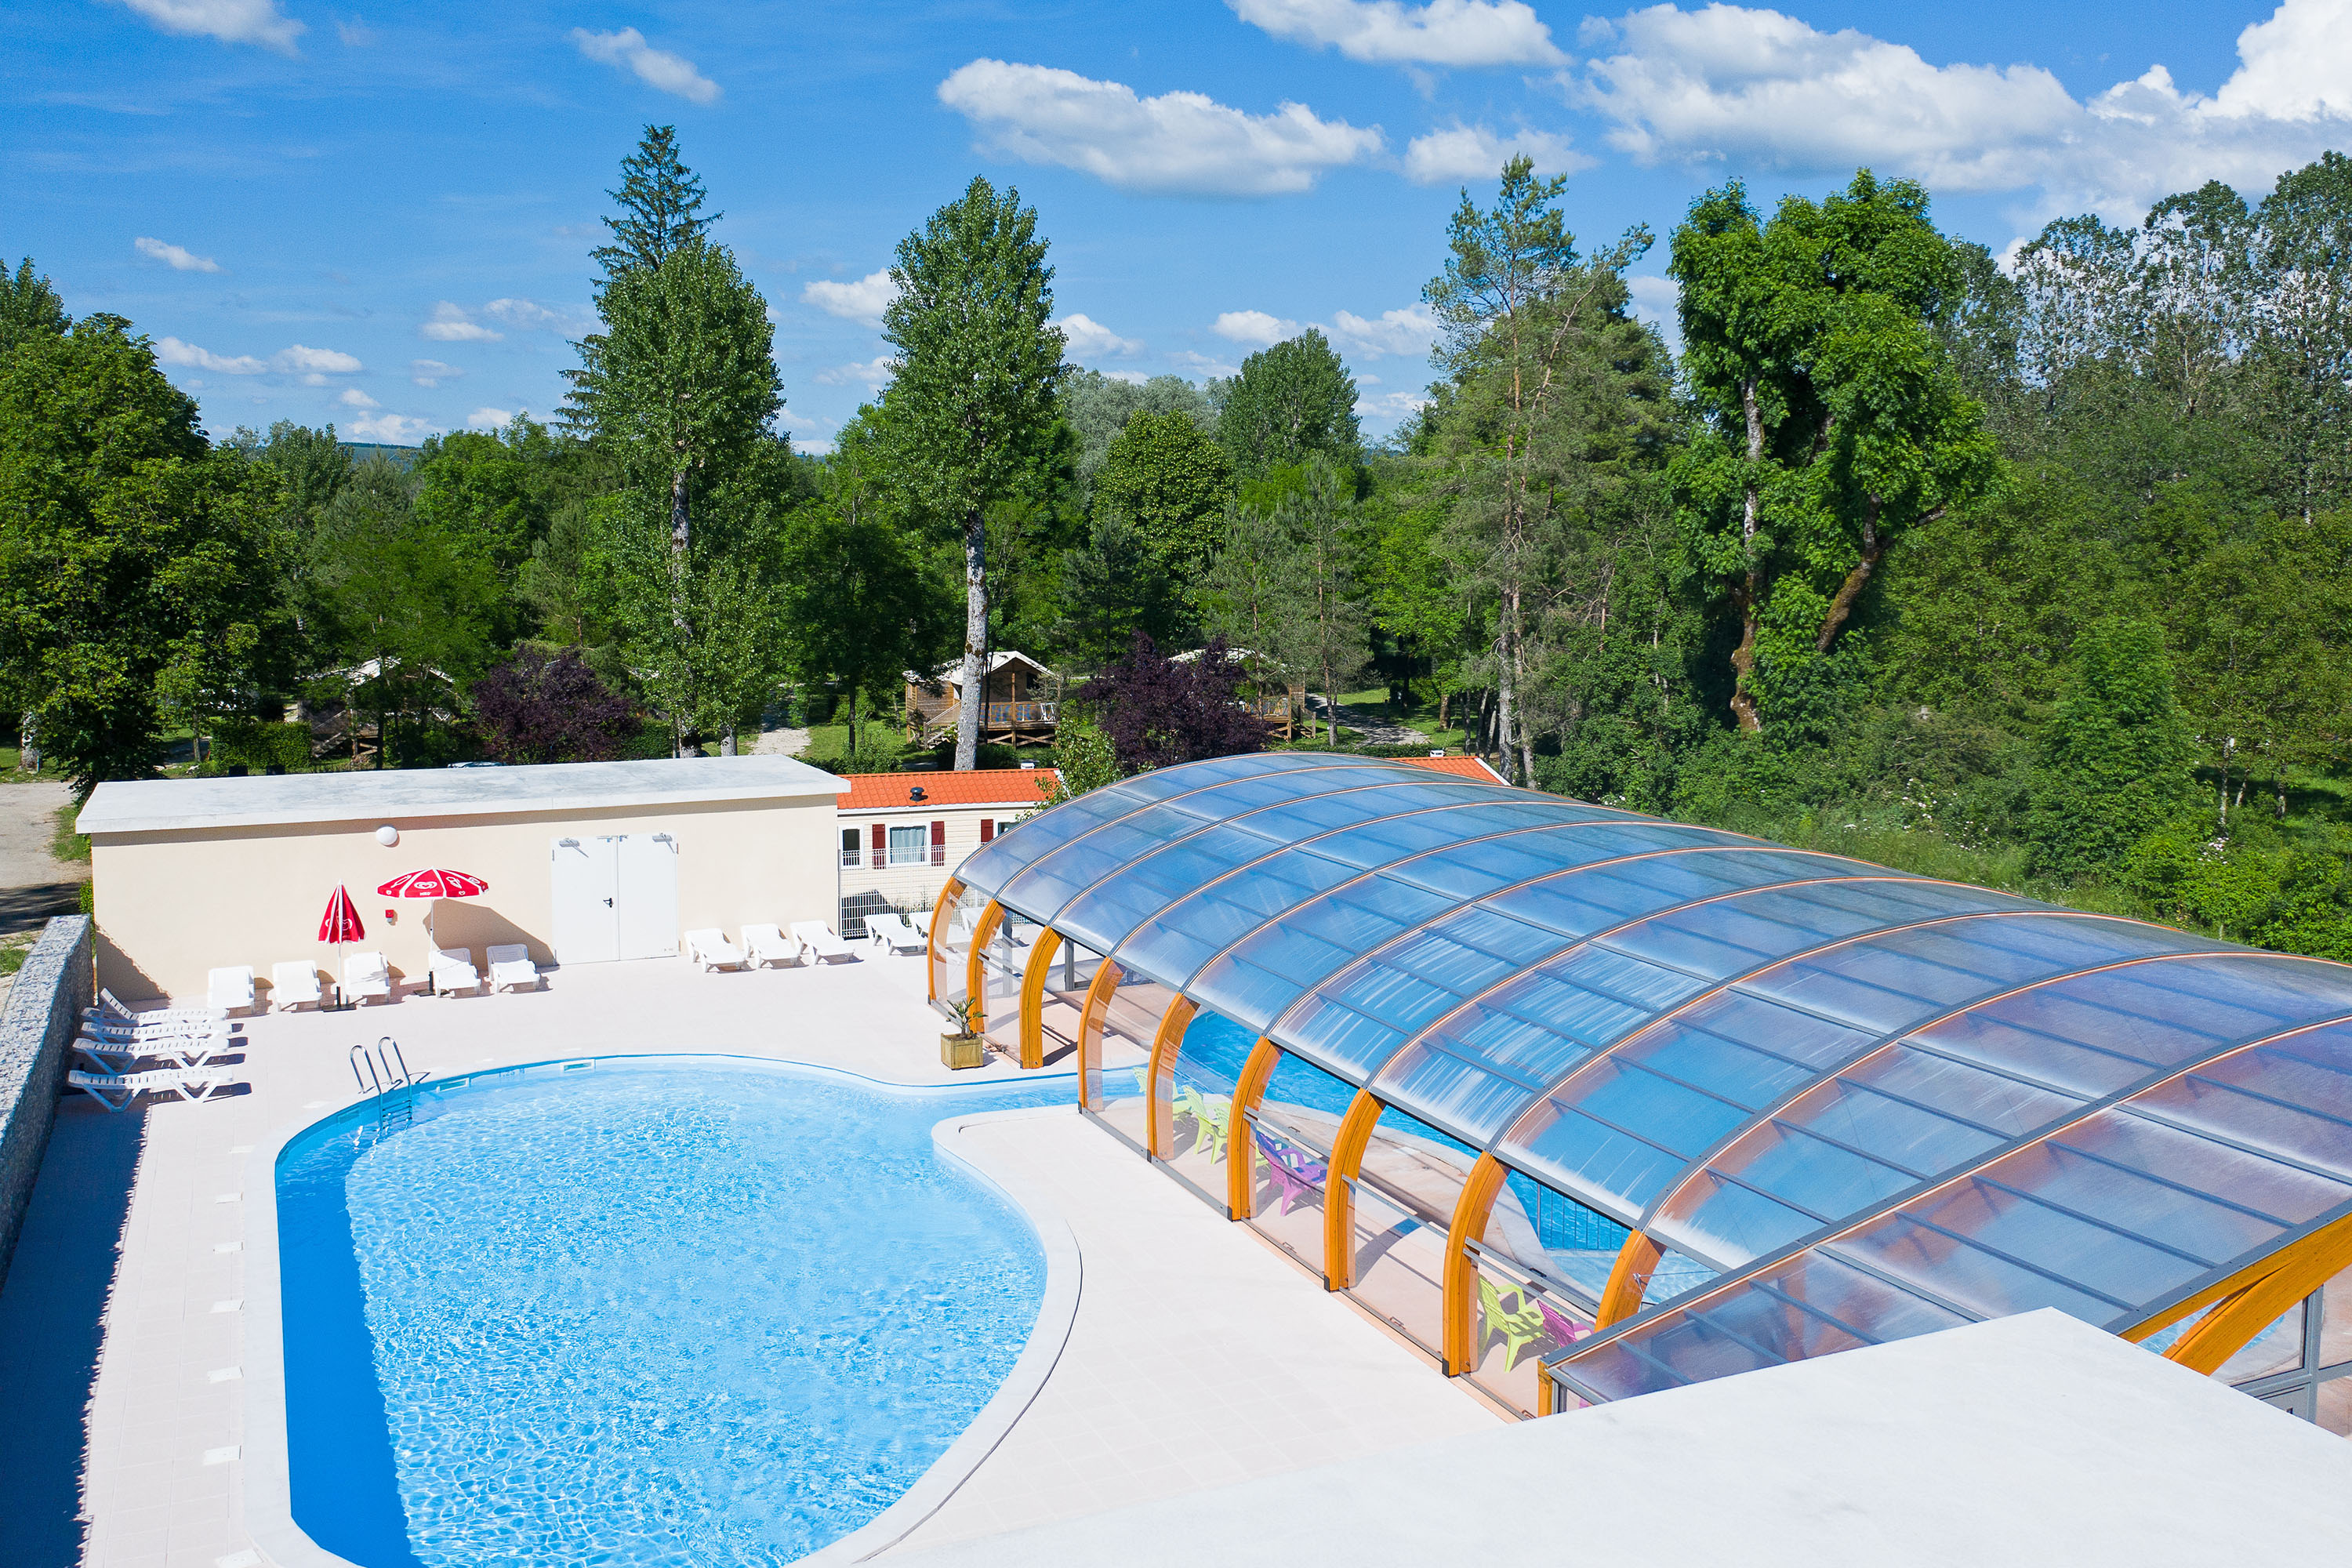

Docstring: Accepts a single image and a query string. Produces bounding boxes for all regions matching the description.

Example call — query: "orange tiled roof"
[837,768,1060,811]
[1399,754,1512,783]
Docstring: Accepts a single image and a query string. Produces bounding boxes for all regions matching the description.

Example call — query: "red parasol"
[318,884,365,943]
[319,885,364,1009]
[377,869,490,899]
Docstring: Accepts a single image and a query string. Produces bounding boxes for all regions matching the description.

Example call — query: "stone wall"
[0,914,92,1290]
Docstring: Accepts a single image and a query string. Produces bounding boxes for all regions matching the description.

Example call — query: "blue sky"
[9,0,2350,451]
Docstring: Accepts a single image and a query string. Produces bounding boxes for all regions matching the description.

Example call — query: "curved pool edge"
[799,1104,1085,1566]
[236,1055,1083,1568]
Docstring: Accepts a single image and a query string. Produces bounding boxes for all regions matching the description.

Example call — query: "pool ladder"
[350,1036,426,1137]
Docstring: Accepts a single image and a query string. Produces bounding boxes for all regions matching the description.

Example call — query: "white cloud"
[335,16,376,46]
[1055,313,1144,361]
[1625,273,1682,352]
[466,407,515,430]
[344,412,434,444]
[1356,388,1432,423]
[938,59,1384,196]
[802,269,899,326]
[156,336,264,375]
[419,302,502,343]
[571,27,721,106]
[410,358,462,387]
[1102,369,1151,385]
[111,0,304,53]
[338,387,379,409]
[1214,310,1301,346]
[1403,124,1592,183]
[1327,303,1440,359]
[814,356,897,390]
[1230,0,1563,67]
[1170,349,1243,378]
[482,297,568,328]
[1570,0,2352,217]
[133,236,222,273]
[273,344,361,376]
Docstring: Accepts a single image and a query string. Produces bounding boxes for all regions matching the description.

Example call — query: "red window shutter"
[979,818,996,844]
[931,819,946,866]
[870,822,885,869]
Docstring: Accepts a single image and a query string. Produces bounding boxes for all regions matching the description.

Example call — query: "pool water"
[275,1057,1065,1567]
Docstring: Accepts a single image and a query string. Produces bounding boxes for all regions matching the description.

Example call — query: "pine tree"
[589,125,719,294]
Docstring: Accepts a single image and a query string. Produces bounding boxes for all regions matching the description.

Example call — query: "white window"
[887,824,928,866]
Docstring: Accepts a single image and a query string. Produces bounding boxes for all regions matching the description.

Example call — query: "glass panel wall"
[1161,1011,1258,1210]
[1087,966,1175,1156]
[1461,1173,1624,1417]
[1243,1051,1359,1274]
[1036,939,1105,1069]
[1345,1105,1476,1363]
[2227,1263,2352,1438]
[978,911,1028,1059]
[929,884,987,1020]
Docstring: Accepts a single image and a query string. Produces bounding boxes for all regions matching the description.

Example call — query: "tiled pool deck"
[0,951,1493,1567]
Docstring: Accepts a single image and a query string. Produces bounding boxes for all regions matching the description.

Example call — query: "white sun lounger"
[789,921,858,964]
[682,929,748,971]
[78,1029,231,1072]
[83,1012,227,1045]
[485,943,543,992]
[428,942,481,996]
[343,951,393,1005]
[742,924,800,967]
[209,966,256,1015]
[270,962,325,1012]
[91,989,227,1029]
[866,913,927,955]
[70,1065,237,1111]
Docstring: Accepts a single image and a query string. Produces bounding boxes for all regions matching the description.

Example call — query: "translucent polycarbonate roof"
[962,753,2352,1388]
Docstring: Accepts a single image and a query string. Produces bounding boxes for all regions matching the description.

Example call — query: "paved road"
[0,779,88,934]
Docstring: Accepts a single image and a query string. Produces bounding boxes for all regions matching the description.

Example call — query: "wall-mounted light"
[376,825,400,847]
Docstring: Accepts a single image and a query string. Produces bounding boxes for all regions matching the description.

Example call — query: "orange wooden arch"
[1016,927,1063,1070]
[1074,959,1123,1112]
[964,900,1007,1032]
[925,879,963,1004]
[1322,1091,1385,1291]
[1595,1232,1666,1329]
[1145,996,1198,1160]
[1227,1036,1282,1220]
[1440,1154,1512,1375]
[2164,1210,2352,1376]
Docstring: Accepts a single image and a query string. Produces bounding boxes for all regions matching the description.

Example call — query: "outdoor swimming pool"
[274,1056,1067,1567]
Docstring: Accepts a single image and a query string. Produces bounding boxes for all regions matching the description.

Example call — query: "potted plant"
[940,999,985,1070]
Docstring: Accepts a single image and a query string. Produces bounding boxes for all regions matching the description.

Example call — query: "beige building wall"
[91,794,839,1004]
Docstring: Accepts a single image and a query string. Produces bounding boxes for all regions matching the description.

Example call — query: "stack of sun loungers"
[72,995,241,1110]
[681,923,865,971]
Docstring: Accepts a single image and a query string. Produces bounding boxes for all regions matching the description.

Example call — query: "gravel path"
[753,724,811,757]
[1304,695,1430,746]
[0,779,86,934]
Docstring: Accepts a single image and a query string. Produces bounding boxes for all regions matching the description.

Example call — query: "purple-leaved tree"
[473,647,637,765]
[1076,633,1272,774]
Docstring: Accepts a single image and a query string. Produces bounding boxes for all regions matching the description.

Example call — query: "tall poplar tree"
[879,177,1065,771]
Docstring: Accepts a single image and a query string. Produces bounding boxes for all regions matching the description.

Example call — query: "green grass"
[51,804,89,865]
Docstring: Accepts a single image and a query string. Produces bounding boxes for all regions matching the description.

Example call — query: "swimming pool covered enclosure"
[924,752,2352,1425]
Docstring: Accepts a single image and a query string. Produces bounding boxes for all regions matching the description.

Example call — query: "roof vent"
[909,786,927,802]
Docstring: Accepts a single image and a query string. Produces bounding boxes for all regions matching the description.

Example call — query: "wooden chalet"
[904,652,1061,749]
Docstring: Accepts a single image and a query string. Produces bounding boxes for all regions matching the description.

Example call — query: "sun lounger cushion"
[208,967,256,1014]
[344,952,393,1002]
[429,944,481,993]
[271,962,324,1011]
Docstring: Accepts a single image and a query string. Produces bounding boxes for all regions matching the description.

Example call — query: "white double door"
[550,833,680,964]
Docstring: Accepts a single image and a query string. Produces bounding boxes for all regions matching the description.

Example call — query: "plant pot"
[941,1032,985,1070]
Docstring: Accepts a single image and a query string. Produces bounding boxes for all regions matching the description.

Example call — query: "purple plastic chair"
[1252,1127,1328,1215]
[1536,1295,1588,1352]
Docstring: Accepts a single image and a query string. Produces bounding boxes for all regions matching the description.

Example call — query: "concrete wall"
[91,796,838,1003]
[0,915,92,1290]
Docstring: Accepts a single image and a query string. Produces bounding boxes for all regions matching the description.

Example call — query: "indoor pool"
[274,1056,1066,1567]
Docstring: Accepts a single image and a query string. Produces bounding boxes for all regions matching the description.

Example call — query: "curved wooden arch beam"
[1227,1036,1281,1220]
[1145,996,1199,1160]
[964,900,1007,1033]
[1595,1232,1666,1329]
[1322,1090,1386,1292]
[1440,1154,1511,1375]
[926,879,964,1004]
[1074,959,1123,1112]
[2166,1210,2352,1377]
[1017,927,1064,1071]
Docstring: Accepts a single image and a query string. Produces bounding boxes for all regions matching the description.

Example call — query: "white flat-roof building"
[78,757,848,1003]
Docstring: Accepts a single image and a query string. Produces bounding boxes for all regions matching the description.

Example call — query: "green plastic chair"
[1175,1083,1229,1160]
[1478,1274,1547,1371]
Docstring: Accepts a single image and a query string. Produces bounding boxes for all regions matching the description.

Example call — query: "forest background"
[5,129,2352,962]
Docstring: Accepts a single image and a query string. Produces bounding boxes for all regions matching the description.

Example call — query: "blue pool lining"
[804,1104,1086,1565]
[237,1054,1085,1568]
